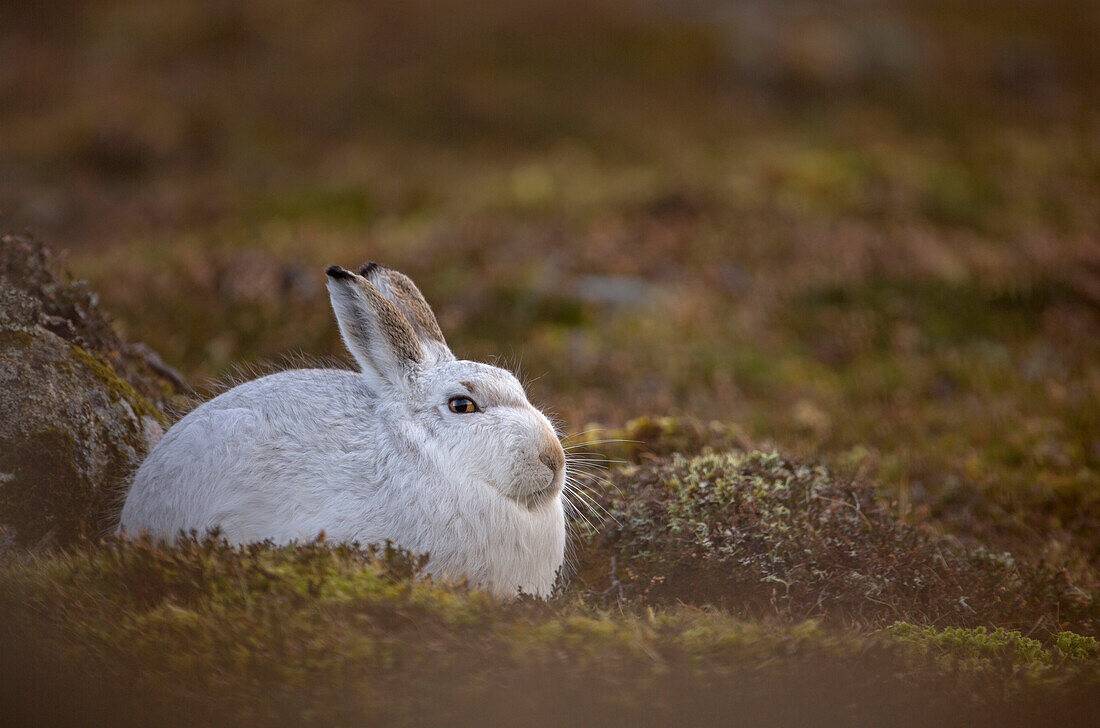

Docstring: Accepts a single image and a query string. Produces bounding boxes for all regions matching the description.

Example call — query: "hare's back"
[200,368,376,422]
[121,368,380,540]
[171,368,377,450]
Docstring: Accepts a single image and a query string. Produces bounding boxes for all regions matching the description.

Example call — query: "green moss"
[788,279,1063,355]
[245,187,376,226]
[4,1,1100,720]
[889,623,1050,673]
[463,285,592,343]
[0,328,163,545]
[2,537,1097,726]
[67,342,169,427]
[577,451,1098,635]
[1056,631,1098,661]
[919,163,1005,232]
[571,416,750,462]
[0,328,36,350]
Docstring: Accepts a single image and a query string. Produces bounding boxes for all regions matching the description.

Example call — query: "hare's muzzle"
[538,427,565,475]
[539,449,564,475]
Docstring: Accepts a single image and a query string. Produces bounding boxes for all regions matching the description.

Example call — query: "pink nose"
[540,450,564,473]
[538,430,565,474]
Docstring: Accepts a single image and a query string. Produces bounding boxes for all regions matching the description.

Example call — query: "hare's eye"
[448,396,479,414]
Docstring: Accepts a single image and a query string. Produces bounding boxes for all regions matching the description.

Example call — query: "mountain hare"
[120,263,567,597]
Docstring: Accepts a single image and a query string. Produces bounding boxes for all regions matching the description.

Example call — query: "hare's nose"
[538,424,565,475]
[538,431,565,474]
[540,449,564,474]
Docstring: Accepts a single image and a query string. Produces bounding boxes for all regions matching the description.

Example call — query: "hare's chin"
[511,482,562,511]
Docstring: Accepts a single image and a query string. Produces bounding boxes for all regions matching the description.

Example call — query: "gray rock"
[0,234,181,547]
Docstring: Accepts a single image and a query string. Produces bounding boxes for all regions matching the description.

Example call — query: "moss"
[575,451,1098,635]
[0,328,36,350]
[889,623,1050,673]
[3,2,1100,721]
[1,234,184,412]
[244,187,376,226]
[788,279,1068,356]
[2,537,1098,727]
[571,416,751,462]
[67,342,169,427]
[461,285,593,343]
[0,325,165,545]
[1056,632,1098,661]
[919,168,1004,232]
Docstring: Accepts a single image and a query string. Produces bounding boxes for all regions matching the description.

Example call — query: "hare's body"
[121,264,567,597]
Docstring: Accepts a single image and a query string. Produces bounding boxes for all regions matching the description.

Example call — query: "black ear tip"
[359,261,380,277]
[326,265,353,280]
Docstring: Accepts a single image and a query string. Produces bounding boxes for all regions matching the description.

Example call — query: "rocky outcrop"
[0,234,185,547]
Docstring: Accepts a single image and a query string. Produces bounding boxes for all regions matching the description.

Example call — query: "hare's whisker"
[562,438,639,448]
[562,489,598,531]
[564,479,618,525]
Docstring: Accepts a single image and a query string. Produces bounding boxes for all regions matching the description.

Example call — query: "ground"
[0,0,1097,724]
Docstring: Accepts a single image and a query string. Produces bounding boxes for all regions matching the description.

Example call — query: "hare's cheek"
[468,418,515,484]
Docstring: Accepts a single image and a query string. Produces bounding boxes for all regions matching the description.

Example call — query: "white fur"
[120,267,567,598]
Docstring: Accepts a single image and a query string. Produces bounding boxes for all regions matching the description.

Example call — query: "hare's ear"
[359,262,455,365]
[326,266,424,390]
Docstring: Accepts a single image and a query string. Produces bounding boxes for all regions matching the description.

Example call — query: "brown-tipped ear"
[326,265,424,389]
[359,262,454,364]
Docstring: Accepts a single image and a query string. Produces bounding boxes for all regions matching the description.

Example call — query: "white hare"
[120,262,567,597]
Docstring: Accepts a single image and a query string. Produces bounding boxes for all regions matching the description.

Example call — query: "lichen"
[574,451,1098,635]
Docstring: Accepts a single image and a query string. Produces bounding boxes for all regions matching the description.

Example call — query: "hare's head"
[326,263,565,509]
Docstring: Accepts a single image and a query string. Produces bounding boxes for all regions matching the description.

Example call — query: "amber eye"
[448,396,479,414]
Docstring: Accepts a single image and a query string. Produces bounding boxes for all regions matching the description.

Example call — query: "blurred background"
[1,0,1098,578]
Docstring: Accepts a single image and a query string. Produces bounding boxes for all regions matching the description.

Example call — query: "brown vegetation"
[1,0,1098,724]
